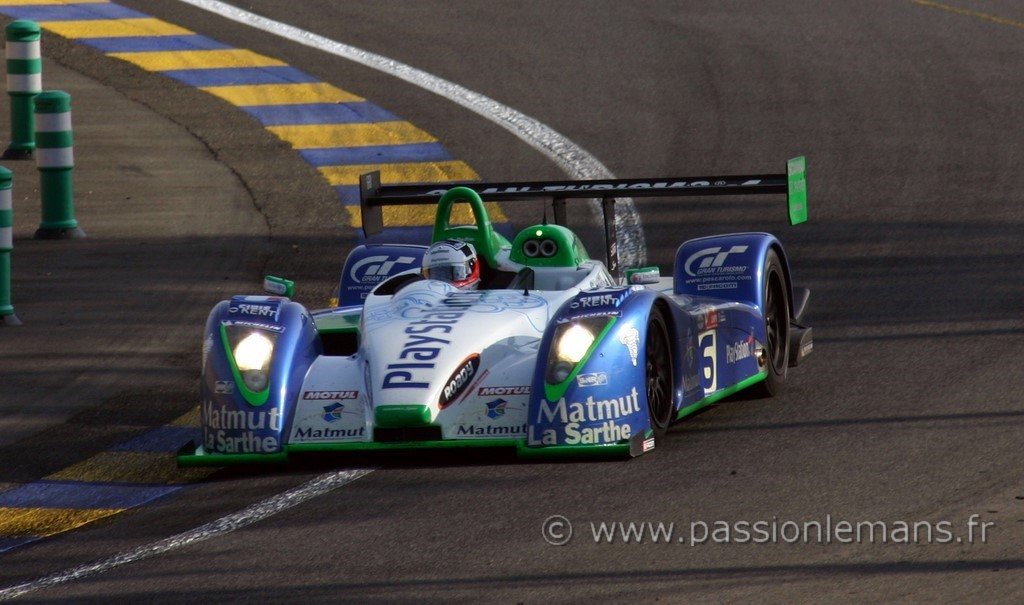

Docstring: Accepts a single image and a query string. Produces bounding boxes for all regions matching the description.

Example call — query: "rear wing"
[359,156,807,272]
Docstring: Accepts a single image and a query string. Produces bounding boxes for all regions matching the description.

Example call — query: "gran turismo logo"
[349,255,417,284]
[684,245,749,277]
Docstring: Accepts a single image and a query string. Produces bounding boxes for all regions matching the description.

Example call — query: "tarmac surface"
[1,1,1024,602]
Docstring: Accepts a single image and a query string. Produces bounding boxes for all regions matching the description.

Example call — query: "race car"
[178,157,812,465]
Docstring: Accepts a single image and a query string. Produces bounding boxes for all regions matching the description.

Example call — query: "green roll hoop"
[33,90,84,239]
[3,20,42,160]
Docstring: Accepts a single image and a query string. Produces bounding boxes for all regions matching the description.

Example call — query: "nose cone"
[361,282,551,419]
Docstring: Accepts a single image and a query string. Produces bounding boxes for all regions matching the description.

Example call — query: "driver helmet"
[422,239,481,290]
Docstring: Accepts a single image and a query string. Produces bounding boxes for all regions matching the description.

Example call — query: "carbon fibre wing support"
[359,156,807,273]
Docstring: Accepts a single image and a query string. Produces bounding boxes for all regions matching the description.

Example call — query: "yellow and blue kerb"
[0,408,209,554]
[0,0,509,236]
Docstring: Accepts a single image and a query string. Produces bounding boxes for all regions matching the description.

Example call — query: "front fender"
[200,296,321,455]
[526,287,658,450]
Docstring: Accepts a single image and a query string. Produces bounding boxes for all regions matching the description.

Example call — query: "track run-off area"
[1,1,1023,602]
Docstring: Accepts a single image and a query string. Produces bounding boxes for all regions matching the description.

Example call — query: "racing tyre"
[754,250,790,397]
[645,308,674,437]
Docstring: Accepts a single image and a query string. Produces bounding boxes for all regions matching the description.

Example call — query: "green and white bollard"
[0,166,20,325]
[34,90,83,239]
[3,20,42,160]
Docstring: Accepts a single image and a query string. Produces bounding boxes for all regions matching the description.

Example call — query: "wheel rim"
[764,272,786,374]
[646,318,672,429]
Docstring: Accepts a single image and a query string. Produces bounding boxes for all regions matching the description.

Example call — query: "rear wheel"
[645,308,674,437]
[755,250,790,397]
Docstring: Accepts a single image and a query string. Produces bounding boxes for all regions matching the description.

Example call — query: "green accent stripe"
[34,132,73,149]
[289,438,521,452]
[676,372,768,420]
[374,405,432,428]
[0,212,12,229]
[6,59,41,75]
[313,312,360,334]
[515,441,630,459]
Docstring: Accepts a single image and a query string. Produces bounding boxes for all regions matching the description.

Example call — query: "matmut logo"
[684,245,749,277]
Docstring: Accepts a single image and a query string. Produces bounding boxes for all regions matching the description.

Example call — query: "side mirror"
[625,266,661,285]
[263,275,295,298]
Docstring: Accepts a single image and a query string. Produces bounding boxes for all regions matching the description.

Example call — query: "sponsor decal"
[455,424,526,437]
[227,298,281,321]
[699,330,717,394]
[203,401,282,453]
[618,326,640,367]
[424,178,764,197]
[479,385,531,396]
[695,306,721,332]
[322,403,346,422]
[801,341,814,357]
[214,380,234,394]
[697,282,739,291]
[726,335,755,364]
[440,354,480,408]
[293,426,366,440]
[684,246,749,278]
[557,310,620,324]
[485,398,508,419]
[576,372,608,387]
[642,437,656,453]
[530,387,642,445]
[683,245,752,290]
[381,291,476,389]
[349,254,417,285]
[302,390,359,400]
[568,287,642,310]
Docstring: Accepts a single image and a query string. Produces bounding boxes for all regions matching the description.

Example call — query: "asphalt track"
[2,0,1024,602]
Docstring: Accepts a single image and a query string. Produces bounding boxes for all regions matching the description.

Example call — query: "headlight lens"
[225,327,278,393]
[546,316,612,384]
[556,324,595,364]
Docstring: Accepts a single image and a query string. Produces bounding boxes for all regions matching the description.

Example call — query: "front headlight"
[225,326,278,393]
[556,324,595,364]
[546,316,613,384]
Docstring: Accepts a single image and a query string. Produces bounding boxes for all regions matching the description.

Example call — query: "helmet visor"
[427,262,470,283]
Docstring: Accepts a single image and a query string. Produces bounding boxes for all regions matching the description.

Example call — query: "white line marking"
[0,469,372,601]
[175,0,646,267]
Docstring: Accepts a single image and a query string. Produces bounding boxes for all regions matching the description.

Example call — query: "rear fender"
[200,296,320,454]
[674,232,793,314]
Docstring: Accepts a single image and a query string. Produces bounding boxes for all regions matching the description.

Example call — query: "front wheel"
[754,250,790,397]
[645,308,675,437]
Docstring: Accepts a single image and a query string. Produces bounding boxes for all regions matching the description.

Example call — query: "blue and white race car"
[178,158,812,464]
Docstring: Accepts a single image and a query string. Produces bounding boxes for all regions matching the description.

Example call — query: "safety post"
[3,20,42,160]
[0,166,20,325]
[33,90,83,239]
